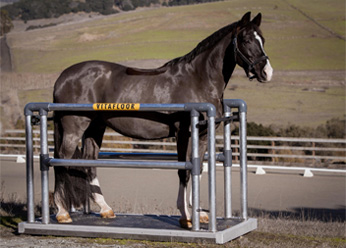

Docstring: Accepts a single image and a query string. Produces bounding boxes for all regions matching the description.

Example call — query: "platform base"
[18,212,257,244]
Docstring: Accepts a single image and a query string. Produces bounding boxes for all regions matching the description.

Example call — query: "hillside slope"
[5,0,345,73]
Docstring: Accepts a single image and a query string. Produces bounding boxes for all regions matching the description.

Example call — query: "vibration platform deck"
[19,212,257,244]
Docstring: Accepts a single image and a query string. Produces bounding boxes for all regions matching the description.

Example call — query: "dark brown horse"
[53,12,273,228]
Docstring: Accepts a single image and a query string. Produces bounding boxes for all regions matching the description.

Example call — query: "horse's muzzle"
[262,60,273,82]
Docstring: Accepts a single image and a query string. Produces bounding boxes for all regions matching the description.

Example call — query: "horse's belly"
[106,117,174,140]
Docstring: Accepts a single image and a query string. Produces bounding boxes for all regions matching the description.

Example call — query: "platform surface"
[19,212,257,244]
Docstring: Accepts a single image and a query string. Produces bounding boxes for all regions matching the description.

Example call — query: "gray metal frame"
[19,99,255,244]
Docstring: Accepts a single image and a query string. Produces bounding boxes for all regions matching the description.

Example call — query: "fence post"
[234,139,239,162]
[312,142,316,165]
[271,140,275,163]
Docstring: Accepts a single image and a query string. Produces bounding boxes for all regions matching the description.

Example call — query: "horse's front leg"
[177,170,192,229]
[176,128,209,229]
[188,175,209,224]
[177,172,209,228]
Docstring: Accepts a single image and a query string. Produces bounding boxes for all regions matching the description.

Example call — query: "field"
[5,0,346,72]
[1,0,345,131]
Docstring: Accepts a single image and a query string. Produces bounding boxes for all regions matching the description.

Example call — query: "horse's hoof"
[179,218,192,229]
[56,213,72,223]
[200,214,209,223]
[100,209,116,219]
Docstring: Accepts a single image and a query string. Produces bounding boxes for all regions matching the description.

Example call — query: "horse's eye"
[242,39,251,46]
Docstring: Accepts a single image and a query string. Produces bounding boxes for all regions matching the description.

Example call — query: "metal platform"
[18,212,257,244]
[20,100,255,244]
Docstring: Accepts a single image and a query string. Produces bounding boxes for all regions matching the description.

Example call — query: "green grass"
[7,71,343,128]
[224,71,345,127]
[0,216,23,229]
[6,0,345,73]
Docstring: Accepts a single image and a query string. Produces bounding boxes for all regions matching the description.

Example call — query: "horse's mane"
[126,22,237,76]
[164,22,237,66]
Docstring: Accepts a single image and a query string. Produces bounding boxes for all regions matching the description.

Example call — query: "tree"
[0,9,13,36]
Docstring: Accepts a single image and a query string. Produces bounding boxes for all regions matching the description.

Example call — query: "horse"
[53,12,273,228]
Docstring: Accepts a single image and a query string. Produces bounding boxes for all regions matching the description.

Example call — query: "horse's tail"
[53,111,92,211]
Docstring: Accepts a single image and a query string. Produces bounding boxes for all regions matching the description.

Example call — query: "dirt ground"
[1,157,345,247]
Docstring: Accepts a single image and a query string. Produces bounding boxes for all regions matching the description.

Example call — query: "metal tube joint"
[223,150,232,167]
[191,158,201,176]
[24,102,50,116]
[185,103,216,117]
[223,99,247,113]
[40,154,50,171]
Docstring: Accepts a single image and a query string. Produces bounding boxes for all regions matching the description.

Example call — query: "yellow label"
[93,103,140,111]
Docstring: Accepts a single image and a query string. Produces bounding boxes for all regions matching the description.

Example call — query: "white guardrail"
[1,129,345,177]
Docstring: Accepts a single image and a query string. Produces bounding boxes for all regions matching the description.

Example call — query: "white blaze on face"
[254,31,273,81]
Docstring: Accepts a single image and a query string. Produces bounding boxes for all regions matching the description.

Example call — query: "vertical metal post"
[223,105,232,219]
[81,134,91,214]
[239,110,248,220]
[208,114,217,232]
[25,115,35,223]
[190,110,200,231]
[40,110,50,224]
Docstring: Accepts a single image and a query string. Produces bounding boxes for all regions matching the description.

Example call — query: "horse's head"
[234,12,273,82]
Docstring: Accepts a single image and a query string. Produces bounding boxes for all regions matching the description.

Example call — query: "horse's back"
[53,60,124,104]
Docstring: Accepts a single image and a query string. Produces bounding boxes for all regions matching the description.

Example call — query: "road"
[0,157,345,220]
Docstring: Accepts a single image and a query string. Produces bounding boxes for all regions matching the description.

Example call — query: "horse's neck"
[196,33,236,98]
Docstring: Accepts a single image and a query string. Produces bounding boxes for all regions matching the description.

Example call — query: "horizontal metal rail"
[2,154,345,176]
[48,158,192,170]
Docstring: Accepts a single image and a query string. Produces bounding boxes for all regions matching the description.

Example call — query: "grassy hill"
[6,0,345,73]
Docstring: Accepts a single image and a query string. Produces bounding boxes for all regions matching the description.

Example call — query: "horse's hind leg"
[83,122,116,219]
[54,115,91,223]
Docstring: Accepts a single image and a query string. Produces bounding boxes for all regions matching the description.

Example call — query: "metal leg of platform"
[223,105,232,219]
[40,110,50,224]
[190,110,200,231]
[208,115,216,232]
[25,115,35,223]
[239,110,248,220]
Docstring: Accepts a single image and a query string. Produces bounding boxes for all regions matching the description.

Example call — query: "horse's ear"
[252,13,262,27]
[238,12,251,27]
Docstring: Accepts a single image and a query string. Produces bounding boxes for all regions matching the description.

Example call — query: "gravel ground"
[1,217,345,248]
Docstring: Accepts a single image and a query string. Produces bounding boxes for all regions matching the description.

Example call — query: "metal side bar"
[208,113,216,232]
[25,115,35,223]
[223,104,232,219]
[224,99,248,220]
[190,109,200,231]
[39,109,50,224]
